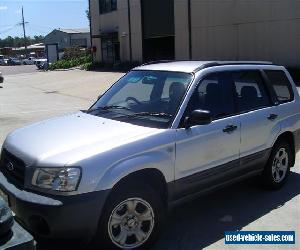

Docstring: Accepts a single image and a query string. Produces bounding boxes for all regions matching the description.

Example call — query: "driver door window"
[184,72,235,120]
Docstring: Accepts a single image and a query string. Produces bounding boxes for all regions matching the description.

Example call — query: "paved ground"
[0,69,123,144]
[0,69,299,250]
[0,65,37,76]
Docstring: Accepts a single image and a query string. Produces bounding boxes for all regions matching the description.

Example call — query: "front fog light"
[32,167,81,192]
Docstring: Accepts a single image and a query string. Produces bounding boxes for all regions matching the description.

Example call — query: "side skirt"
[168,148,271,208]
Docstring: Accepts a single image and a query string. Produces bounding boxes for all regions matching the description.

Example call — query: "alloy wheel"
[108,198,155,249]
[272,147,289,183]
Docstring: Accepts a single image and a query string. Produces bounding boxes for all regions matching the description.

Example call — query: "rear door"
[232,70,280,170]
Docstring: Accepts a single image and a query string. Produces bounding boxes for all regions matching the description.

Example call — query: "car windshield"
[87,70,193,128]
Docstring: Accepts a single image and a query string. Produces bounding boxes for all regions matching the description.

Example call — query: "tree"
[0,35,45,48]
[86,9,90,22]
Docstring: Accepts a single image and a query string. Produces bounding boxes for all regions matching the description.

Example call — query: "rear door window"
[264,70,294,103]
[232,71,271,113]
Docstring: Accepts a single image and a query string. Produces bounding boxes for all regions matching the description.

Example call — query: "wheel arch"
[96,150,174,195]
[111,169,169,206]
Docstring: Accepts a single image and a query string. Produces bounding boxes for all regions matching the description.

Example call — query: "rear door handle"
[223,125,238,133]
[267,114,278,121]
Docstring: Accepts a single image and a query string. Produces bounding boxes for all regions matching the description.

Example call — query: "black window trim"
[263,69,295,104]
[260,69,280,106]
[179,69,283,128]
[177,68,296,129]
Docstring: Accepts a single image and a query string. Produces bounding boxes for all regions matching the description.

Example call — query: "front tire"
[262,141,292,189]
[91,182,165,249]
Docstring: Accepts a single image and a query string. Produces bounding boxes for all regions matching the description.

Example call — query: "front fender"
[96,150,174,191]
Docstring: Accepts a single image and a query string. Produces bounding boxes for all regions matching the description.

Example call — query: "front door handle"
[223,125,238,133]
[267,114,278,121]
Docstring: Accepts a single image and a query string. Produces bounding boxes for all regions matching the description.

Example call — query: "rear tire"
[262,141,292,190]
[90,182,165,250]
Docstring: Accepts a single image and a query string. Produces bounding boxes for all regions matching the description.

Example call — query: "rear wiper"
[83,105,131,113]
[119,112,173,119]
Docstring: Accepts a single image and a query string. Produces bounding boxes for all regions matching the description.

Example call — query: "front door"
[174,72,241,199]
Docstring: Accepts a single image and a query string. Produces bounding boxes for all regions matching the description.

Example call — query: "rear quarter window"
[265,70,294,103]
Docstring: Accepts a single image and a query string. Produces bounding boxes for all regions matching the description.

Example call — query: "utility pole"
[22,6,28,57]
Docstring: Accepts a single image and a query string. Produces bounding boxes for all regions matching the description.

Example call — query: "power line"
[30,23,54,30]
[0,24,16,27]
[0,26,17,35]
[27,26,48,35]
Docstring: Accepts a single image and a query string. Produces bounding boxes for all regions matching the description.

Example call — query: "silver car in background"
[1,61,300,249]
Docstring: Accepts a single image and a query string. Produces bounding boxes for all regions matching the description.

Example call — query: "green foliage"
[81,62,94,71]
[49,55,92,70]
[62,47,89,60]
[0,35,44,48]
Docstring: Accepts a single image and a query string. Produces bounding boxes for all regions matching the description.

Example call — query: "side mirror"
[184,109,212,128]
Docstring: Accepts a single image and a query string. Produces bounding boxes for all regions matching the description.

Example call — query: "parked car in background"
[0,61,300,249]
[35,58,48,70]
[0,55,5,65]
[7,58,22,66]
[22,57,36,65]
[0,198,35,249]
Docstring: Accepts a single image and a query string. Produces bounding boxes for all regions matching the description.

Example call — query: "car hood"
[3,112,160,166]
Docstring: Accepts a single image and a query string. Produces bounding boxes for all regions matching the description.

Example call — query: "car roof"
[133,60,274,73]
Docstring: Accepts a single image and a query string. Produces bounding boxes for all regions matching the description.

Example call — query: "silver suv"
[1,61,300,249]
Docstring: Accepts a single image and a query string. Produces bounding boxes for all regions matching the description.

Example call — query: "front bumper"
[0,172,110,242]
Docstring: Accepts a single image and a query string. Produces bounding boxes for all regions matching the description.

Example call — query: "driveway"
[0,69,123,144]
[0,70,299,250]
[0,65,38,76]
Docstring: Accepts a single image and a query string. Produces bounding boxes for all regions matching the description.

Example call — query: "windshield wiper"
[103,105,131,110]
[83,105,131,113]
[119,112,173,119]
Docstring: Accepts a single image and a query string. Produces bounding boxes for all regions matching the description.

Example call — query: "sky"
[0,0,89,39]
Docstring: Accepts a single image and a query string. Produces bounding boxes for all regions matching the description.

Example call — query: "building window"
[101,33,120,63]
[99,0,117,14]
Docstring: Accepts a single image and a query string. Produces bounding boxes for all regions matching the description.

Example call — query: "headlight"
[32,167,81,192]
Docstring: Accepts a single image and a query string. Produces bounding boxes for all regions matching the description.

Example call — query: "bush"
[81,62,93,71]
[49,55,92,70]
[62,47,90,60]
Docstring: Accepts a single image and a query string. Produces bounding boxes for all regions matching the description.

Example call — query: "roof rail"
[141,60,175,66]
[193,61,274,73]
